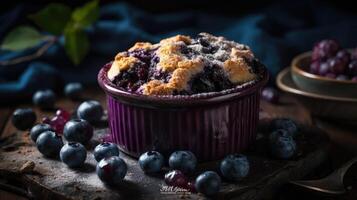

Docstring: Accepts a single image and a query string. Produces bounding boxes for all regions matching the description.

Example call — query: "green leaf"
[72,0,99,28]
[1,26,46,51]
[64,27,89,65]
[29,3,71,35]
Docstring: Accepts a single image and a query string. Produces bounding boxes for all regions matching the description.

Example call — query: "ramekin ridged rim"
[98,62,268,107]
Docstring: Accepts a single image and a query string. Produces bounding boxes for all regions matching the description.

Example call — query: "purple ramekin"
[98,63,268,161]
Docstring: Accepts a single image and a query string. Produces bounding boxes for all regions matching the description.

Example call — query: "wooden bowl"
[291,51,357,98]
[277,67,357,125]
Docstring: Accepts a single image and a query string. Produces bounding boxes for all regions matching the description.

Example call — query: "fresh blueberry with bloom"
[220,154,250,181]
[60,142,87,168]
[139,151,164,173]
[164,170,189,188]
[64,119,93,144]
[77,100,103,123]
[12,108,36,131]
[64,82,83,100]
[32,89,56,109]
[96,156,127,185]
[261,87,279,104]
[94,142,120,162]
[271,118,298,137]
[195,171,221,196]
[270,130,297,159]
[169,150,197,174]
[36,131,64,158]
[30,123,53,142]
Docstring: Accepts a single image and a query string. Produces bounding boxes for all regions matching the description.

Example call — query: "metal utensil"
[290,157,357,194]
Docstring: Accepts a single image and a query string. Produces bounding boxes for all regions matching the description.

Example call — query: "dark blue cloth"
[1,1,357,103]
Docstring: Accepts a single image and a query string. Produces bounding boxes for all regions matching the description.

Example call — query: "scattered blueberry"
[64,82,83,100]
[164,170,189,188]
[271,118,298,136]
[77,100,103,123]
[169,151,197,174]
[36,131,64,158]
[32,89,56,109]
[12,108,36,131]
[30,123,53,142]
[60,142,87,168]
[195,171,221,196]
[139,151,164,173]
[220,154,250,181]
[94,142,120,162]
[270,130,297,159]
[96,156,127,185]
[63,119,93,144]
[261,87,279,104]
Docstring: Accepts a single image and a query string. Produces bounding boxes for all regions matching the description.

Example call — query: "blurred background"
[1,0,357,103]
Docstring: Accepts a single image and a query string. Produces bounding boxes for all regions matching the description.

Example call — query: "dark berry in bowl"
[36,131,64,158]
[60,142,87,168]
[138,151,164,173]
[271,118,298,137]
[164,170,188,188]
[195,171,221,196]
[328,57,346,74]
[96,156,127,185]
[309,61,320,74]
[32,89,56,109]
[336,74,349,81]
[348,60,357,76]
[94,142,120,162]
[261,87,279,103]
[336,50,351,65]
[30,123,53,142]
[270,130,296,159]
[220,154,249,181]
[64,119,93,145]
[318,62,330,76]
[312,39,339,61]
[12,108,36,131]
[64,82,83,100]
[169,151,197,174]
[77,100,103,124]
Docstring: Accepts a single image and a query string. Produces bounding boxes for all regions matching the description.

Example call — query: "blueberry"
[64,82,83,100]
[77,100,103,123]
[328,57,346,74]
[36,131,64,158]
[63,119,93,144]
[261,87,279,103]
[30,123,53,142]
[220,154,249,181]
[271,118,298,136]
[318,62,330,76]
[94,142,120,162]
[60,142,87,168]
[32,89,56,109]
[139,151,164,173]
[164,170,189,188]
[12,108,36,131]
[195,171,221,196]
[270,130,296,159]
[169,151,197,174]
[348,60,357,76]
[269,129,293,143]
[96,156,127,185]
[336,50,350,64]
[312,40,339,61]
[309,61,320,74]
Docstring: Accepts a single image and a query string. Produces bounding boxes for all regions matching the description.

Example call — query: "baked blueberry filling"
[108,33,263,95]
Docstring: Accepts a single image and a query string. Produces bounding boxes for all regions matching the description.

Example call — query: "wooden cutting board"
[0,88,329,200]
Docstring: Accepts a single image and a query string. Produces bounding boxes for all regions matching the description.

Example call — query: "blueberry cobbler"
[107,33,264,95]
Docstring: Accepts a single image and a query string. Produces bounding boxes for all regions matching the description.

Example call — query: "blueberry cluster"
[136,150,251,197]
[310,40,357,81]
[269,118,298,159]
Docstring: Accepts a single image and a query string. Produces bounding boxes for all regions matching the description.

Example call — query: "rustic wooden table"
[0,87,356,200]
